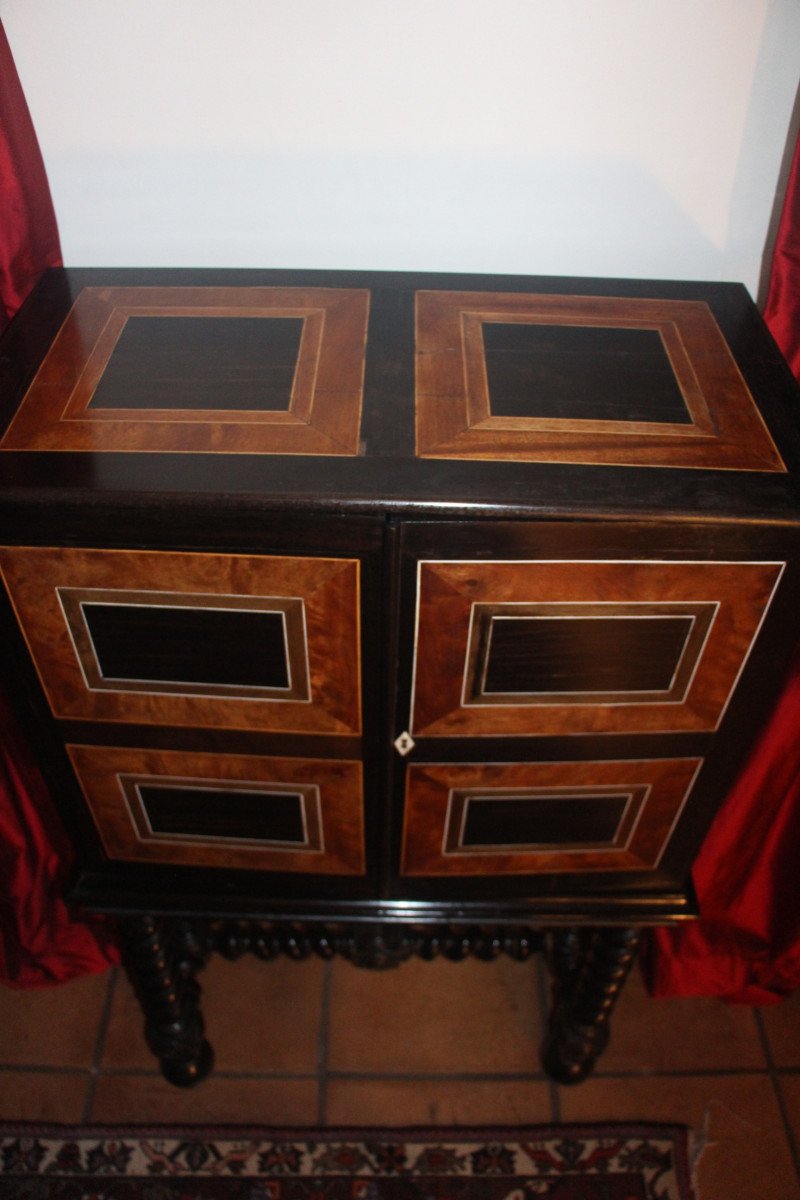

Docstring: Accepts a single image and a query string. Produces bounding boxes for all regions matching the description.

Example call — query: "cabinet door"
[0,545,361,735]
[0,543,371,882]
[390,520,797,901]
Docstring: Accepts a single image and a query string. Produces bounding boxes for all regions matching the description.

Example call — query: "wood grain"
[410,558,784,737]
[68,743,365,873]
[463,600,715,705]
[400,758,703,876]
[0,286,370,455]
[415,290,786,471]
[0,546,361,734]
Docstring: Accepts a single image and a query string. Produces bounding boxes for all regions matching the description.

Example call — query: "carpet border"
[0,1121,696,1197]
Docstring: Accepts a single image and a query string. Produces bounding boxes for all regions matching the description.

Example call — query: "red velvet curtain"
[0,695,118,986]
[763,130,800,380]
[645,130,800,1004]
[0,20,118,985]
[0,21,62,330]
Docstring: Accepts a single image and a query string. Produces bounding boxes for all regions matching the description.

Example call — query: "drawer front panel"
[0,546,361,734]
[67,744,365,874]
[400,758,703,877]
[410,558,784,737]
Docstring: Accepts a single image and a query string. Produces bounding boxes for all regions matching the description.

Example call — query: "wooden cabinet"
[2,267,799,1085]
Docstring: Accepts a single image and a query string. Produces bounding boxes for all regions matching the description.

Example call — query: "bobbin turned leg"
[117,915,214,1088]
[541,926,641,1085]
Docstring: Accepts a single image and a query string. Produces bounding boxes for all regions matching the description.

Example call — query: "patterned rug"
[0,1123,695,1198]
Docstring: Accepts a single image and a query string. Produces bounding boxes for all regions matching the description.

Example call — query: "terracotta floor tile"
[328,956,542,1074]
[777,1073,800,1145]
[325,1078,553,1126]
[103,955,326,1072]
[90,1074,319,1124]
[599,966,766,1073]
[760,991,800,1068]
[559,1073,798,1200]
[0,971,111,1068]
[0,1070,89,1121]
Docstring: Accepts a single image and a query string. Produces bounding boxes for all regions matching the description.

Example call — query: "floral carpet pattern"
[0,1123,695,1198]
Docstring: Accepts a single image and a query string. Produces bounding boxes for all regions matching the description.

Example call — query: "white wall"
[3,0,799,296]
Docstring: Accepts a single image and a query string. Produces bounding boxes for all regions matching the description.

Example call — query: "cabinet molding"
[415,290,786,470]
[400,758,703,876]
[0,286,370,455]
[410,558,785,737]
[0,546,362,735]
[67,744,366,874]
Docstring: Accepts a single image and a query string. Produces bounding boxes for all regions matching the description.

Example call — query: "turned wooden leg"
[117,915,214,1088]
[541,926,641,1085]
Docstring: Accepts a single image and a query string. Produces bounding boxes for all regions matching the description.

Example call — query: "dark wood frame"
[1,266,799,1088]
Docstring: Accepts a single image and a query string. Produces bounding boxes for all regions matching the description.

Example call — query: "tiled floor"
[1,953,799,1198]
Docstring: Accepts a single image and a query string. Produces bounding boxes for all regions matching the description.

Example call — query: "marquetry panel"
[0,286,370,455]
[0,546,361,734]
[67,744,365,873]
[400,758,703,876]
[410,559,784,736]
[415,290,785,470]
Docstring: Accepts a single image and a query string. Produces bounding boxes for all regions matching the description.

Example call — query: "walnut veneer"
[2,267,799,1087]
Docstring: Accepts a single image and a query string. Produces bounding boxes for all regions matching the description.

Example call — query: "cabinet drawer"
[0,546,361,735]
[67,744,365,874]
[400,757,702,877]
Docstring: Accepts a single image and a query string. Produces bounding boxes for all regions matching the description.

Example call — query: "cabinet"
[1,267,799,1085]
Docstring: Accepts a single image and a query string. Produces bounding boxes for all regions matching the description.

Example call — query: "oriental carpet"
[0,1122,695,1198]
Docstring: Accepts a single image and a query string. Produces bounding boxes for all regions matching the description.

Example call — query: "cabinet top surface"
[1,266,799,524]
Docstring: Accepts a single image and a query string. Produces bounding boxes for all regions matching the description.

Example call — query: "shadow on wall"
[726,0,800,305]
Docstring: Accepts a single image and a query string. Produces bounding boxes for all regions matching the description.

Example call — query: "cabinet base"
[117,915,640,1087]
[542,927,641,1084]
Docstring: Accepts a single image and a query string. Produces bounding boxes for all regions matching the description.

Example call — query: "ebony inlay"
[483,615,693,696]
[461,793,629,848]
[482,323,691,424]
[82,603,290,690]
[138,785,306,844]
[89,316,304,411]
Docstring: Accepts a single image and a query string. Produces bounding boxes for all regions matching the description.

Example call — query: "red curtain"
[0,20,62,329]
[0,20,118,985]
[645,130,800,1004]
[0,694,119,987]
[763,130,800,380]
